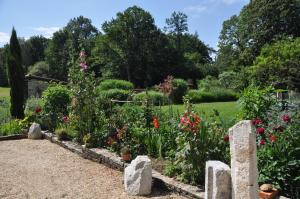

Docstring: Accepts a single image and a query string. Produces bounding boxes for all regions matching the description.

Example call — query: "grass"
[161,101,240,126]
[0,87,10,97]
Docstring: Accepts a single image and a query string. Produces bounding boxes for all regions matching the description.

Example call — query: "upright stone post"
[205,161,231,199]
[229,120,258,199]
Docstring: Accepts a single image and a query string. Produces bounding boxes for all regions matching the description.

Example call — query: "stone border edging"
[42,132,205,199]
[0,134,27,141]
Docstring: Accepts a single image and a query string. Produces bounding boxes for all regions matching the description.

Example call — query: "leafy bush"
[254,109,300,198]
[98,79,134,91]
[43,84,71,114]
[186,89,238,103]
[55,127,76,141]
[96,88,130,101]
[169,78,188,104]
[0,120,21,136]
[28,61,50,77]
[239,86,276,121]
[133,91,168,105]
[197,76,221,92]
[42,84,71,130]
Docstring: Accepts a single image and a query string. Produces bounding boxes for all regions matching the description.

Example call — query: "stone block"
[124,156,152,195]
[229,120,258,199]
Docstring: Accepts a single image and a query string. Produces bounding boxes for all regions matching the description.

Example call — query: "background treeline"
[1,0,300,90]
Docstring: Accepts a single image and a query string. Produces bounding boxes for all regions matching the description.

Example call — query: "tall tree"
[217,0,300,70]
[7,28,25,119]
[96,6,176,87]
[45,16,98,80]
[165,11,188,51]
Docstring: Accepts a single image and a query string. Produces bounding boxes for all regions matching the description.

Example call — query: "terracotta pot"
[122,153,132,162]
[259,189,279,199]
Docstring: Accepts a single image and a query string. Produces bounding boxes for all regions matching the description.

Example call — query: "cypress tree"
[7,28,25,118]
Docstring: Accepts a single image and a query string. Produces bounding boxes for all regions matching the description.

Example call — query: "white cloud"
[0,32,9,44]
[184,5,207,13]
[32,26,60,38]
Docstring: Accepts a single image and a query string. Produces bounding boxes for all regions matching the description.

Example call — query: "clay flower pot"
[259,184,279,199]
[122,153,132,162]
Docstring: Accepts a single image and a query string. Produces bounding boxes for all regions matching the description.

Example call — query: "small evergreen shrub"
[169,78,188,104]
[98,79,134,91]
[96,88,130,101]
[186,89,238,103]
[133,91,168,105]
[42,84,71,130]
[42,84,71,114]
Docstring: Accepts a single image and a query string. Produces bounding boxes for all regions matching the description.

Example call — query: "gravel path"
[0,139,186,199]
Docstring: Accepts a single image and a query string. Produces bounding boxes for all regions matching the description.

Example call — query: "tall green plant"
[7,28,25,119]
[69,50,96,143]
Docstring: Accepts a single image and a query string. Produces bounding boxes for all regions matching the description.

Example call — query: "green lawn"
[0,87,10,97]
[161,101,240,126]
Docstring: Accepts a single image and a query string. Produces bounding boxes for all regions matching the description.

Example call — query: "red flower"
[282,115,291,123]
[107,137,115,146]
[223,135,229,142]
[251,118,262,125]
[153,116,159,129]
[63,116,69,123]
[270,135,276,142]
[35,106,42,113]
[260,139,266,145]
[257,127,265,135]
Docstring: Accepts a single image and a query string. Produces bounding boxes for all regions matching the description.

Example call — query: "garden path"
[0,139,186,199]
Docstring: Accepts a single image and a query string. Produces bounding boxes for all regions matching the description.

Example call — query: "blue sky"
[0,0,249,49]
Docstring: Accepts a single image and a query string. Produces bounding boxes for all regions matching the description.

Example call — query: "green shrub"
[0,120,21,136]
[42,84,71,130]
[43,84,71,114]
[186,89,237,103]
[28,61,50,77]
[55,127,76,141]
[96,88,130,101]
[98,79,134,91]
[169,78,188,104]
[197,76,221,92]
[239,86,276,121]
[133,91,168,105]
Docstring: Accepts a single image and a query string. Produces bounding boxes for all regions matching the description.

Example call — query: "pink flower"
[79,51,86,58]
[282,115,291,123]
[257,127,265,135]
[63,116,69,123]
[80,62,88,70]
[260,139,266,145]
